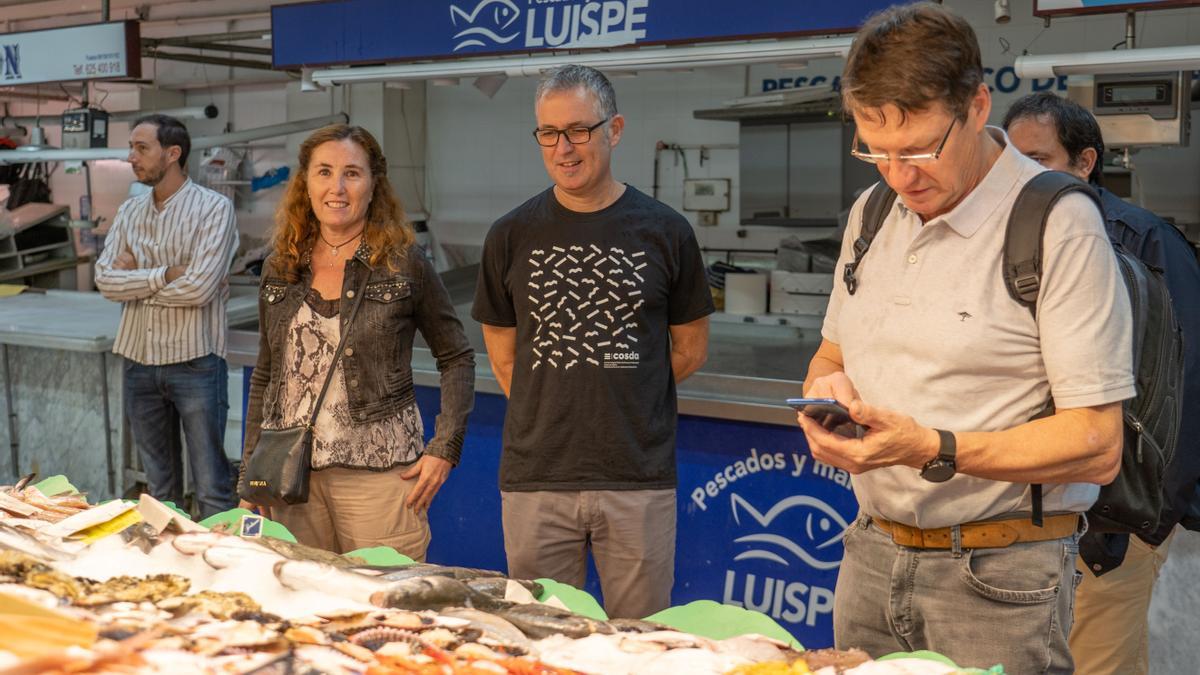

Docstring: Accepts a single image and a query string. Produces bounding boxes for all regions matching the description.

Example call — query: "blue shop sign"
[273,0,912,69]
[674,416,858,646]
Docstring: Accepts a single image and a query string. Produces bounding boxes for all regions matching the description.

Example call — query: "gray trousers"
[835,513,1083,674]
[501,489,676,620]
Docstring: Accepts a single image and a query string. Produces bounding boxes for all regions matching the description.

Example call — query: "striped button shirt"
[95,178,239,365]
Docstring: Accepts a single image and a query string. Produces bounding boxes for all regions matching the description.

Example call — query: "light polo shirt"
[822,127,1135,529]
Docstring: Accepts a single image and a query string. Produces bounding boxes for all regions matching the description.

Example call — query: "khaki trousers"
[1069,530,1174,675]
[501,489,676,620]
[271,465,431,560]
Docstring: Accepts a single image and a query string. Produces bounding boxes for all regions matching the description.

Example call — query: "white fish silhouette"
[729,493,850,571]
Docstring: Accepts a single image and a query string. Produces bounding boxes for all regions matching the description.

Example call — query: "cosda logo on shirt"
[603,350,639,368]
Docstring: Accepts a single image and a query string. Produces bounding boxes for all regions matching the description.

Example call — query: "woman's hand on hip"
[238,499,269,519]
[401,455,452,513]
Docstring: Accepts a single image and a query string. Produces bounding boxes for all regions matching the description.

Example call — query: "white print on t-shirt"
[527,244,646,371]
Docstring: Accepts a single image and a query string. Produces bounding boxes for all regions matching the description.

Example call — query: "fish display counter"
[0,475,1004,674]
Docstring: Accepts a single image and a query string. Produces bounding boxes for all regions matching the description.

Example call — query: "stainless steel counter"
[0,289,259,352]
[0,289,259,494]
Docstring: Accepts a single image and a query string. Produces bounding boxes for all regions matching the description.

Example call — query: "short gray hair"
[535,65,618,120]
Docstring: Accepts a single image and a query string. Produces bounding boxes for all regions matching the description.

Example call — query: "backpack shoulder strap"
[1004,171,1104,316]
[1006,171,1103,526]
[843,181,898,295]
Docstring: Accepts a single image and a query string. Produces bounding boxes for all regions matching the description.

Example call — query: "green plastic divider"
[877,650,958,666]
[645,599,802,649]
[199,508,298,543]
[534,578,608,621]
[877,652,1005,673]
[31,475,77,496]
[344,546,415,567]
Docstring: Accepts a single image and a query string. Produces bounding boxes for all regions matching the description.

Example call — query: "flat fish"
[493,602,615,640]
[171,531,244,556]
[358,563,505,582]
[256,536,365,568]
[609,617,674,634]
[463,576,543,599]
[369,575,497,612]
[0,523,72,561]
[203,544,283,570]
[437,607,531,652]
[273,560,386,604]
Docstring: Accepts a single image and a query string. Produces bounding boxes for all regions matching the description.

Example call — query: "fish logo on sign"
[450,0,521,52]
[730,493,850,571]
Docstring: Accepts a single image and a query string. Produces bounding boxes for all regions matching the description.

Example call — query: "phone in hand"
[786,397,863,438]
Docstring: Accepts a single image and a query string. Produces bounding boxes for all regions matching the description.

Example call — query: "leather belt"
[873,513,1080,549]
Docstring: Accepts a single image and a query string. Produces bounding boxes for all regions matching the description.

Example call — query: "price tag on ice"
[239,514,264,538]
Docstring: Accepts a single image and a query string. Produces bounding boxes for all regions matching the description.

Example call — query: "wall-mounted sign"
[273,0,913,69]
[0,21,140,87]
[1035,0,1200,17]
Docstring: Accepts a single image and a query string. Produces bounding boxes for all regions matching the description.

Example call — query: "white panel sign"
[0,21,139,86]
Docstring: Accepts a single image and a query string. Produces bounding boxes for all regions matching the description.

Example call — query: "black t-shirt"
[472,185,714,491]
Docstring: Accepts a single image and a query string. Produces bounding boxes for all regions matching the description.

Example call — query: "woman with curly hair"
[239,124,474,558]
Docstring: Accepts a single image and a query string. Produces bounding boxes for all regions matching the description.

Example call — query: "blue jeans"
[834,513,1083,674]
[123,353,235,518]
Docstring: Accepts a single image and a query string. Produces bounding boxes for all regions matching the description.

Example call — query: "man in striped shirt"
[95,114,239,517]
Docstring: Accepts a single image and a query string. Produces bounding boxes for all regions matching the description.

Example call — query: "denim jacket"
[239,242,474,490]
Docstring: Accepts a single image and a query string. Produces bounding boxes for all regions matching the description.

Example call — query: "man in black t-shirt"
[472,65,714,619]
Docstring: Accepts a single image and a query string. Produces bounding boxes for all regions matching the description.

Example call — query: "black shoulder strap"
[1003,171,1104,316]
[843,181,898,295]
[1005,171,1103,526]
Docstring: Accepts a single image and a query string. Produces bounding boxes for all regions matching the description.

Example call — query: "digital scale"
[1071,71,1192,147]
[60,107,110,149]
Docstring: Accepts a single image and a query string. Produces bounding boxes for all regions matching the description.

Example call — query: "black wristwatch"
[920,429,957,483]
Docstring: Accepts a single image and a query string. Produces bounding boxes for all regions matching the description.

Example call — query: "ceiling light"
[17,126,56,151]
[473,74,508,98]
[1015,46,1200,78]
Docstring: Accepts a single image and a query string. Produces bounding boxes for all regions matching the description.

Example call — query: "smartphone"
[786,397,862,437]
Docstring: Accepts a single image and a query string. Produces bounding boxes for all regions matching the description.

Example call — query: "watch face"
[921,460,956,483]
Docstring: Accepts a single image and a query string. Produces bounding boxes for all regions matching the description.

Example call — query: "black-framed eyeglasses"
[850,118,956,166]
[532,118,610,147]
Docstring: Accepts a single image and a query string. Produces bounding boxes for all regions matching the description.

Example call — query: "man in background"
[95,114,239,518]
[1005,91,1200,675]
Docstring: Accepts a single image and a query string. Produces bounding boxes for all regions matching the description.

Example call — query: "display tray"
[0,475,1003,674]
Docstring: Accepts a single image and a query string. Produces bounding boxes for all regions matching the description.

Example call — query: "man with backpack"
[1004,92,1200,675]
[795,5,1135,672]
